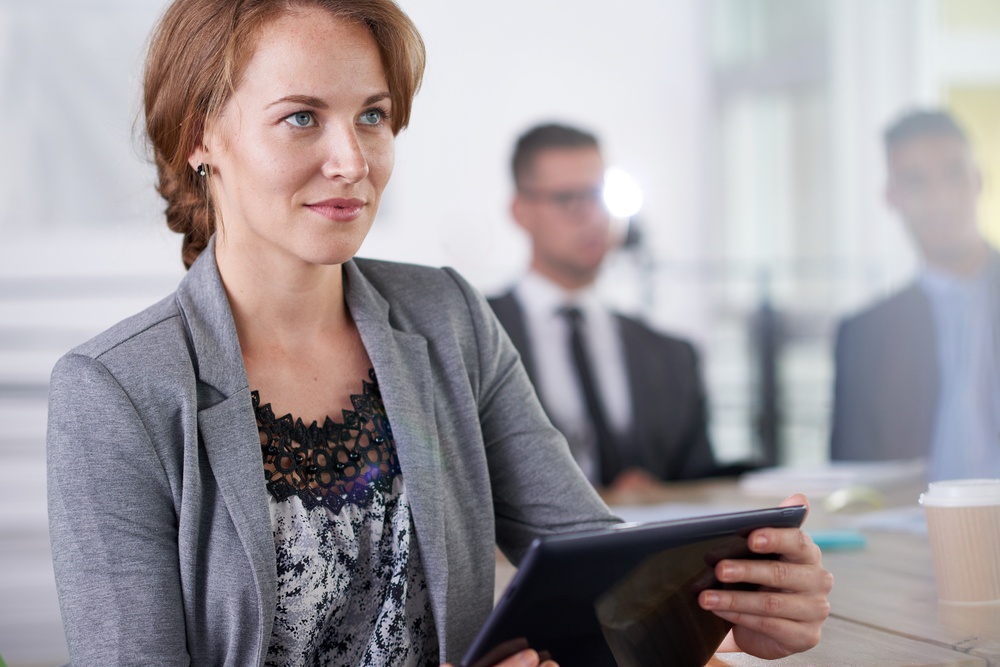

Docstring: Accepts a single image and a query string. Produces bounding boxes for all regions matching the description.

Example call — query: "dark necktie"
[561,306,619,485]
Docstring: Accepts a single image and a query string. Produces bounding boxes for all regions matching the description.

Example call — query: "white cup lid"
[919,479,1000,507]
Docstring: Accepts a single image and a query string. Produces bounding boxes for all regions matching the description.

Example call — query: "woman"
[46,0,831,665]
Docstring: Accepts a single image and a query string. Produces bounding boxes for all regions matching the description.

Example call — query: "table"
[494,479,1000,666]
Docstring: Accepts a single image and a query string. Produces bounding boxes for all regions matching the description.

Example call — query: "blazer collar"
[174,239,276,662]
[175,236,249,398]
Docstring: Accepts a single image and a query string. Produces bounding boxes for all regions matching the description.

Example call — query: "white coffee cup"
[919,479,1000,604]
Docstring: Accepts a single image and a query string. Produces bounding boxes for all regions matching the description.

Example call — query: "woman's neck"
[214,242,352,354]
[215,241,374,423]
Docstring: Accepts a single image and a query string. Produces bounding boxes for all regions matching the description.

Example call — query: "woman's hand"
[441,648,557,667]
[700,494,834,659]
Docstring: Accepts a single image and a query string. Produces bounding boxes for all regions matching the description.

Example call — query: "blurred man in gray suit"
[830,109,1000,480]
[489,123,723,495]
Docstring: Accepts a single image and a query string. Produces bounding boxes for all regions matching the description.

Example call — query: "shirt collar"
[514,270,602,321]
[920,260,991,300]
[919,248,1000,292]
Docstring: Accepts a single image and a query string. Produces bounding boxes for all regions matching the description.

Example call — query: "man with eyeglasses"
[488,123,722,498]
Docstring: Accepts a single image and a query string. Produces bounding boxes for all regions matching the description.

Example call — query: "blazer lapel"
[197,391,277,656]
[177,241,277,656]
[343,261,450,651]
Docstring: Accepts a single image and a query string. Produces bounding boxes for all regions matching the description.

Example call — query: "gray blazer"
[47,242,617,666]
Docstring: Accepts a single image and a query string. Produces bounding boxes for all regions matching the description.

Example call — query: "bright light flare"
[603,167,643,219]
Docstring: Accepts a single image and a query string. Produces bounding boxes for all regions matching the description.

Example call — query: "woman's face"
[193,6,394,270]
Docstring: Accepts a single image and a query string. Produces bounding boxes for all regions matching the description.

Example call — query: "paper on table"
[612,502,928,535]
[842,506,928,535]
[737,459,927,498]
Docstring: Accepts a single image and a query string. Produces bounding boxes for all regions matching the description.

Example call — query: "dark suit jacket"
[830,282,940,461]
[488,292,719,484]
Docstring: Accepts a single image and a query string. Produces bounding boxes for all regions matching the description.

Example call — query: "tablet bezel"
[461,504,808,667]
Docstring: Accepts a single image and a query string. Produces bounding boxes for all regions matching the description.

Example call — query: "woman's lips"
[306,198,365,222]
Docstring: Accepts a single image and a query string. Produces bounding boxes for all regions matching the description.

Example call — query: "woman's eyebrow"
[267,91,391,109]
[363,92,391,106]
[268,94,327,109]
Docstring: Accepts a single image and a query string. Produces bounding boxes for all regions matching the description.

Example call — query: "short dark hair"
[511,123,600,188]
[883,109,968,156]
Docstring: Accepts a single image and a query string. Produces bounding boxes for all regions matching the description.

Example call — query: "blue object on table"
[808,529,868,551]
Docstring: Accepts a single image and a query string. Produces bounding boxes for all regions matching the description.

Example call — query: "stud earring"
[196,164,208,177]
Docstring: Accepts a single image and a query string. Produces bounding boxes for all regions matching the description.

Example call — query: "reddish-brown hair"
[143,0,426,268]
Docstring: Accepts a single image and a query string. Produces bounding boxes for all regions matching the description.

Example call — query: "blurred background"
[2,0,1000,663]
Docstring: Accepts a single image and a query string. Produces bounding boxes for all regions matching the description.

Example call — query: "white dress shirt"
[512,271,634,483]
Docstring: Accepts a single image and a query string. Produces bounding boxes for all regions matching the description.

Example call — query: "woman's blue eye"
[285,111,315,128]
[359,109,384,126]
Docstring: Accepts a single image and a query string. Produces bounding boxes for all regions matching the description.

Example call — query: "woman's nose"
[321,125,369,183]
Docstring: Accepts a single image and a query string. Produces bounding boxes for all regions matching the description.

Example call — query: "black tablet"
[461,505,808,667]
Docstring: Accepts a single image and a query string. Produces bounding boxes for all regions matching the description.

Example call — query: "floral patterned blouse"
[254,370,438,666]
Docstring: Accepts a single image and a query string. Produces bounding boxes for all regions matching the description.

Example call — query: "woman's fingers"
[494,648,554,667]
[700,586,831,623]
[501,649,540,667]
[779,493,811,514]
[714,552,829,594]
[701,494,833,659]
[440,648,556,667]
[748,525,823,564]
[700,550,832,659]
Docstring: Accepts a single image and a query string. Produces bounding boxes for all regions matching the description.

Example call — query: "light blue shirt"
[921,260,1000,481]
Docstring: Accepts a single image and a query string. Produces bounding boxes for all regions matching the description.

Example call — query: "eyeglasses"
[519,186,605,215]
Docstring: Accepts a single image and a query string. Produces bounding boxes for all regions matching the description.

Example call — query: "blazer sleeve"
[47,353,189,666]
[669,341,718,480]
[619,318,719,481]
[829,317,872,460]
[443,269,620,564]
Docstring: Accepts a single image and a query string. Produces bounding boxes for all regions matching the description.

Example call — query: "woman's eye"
[359,109,384,126]
[284,111,316,128]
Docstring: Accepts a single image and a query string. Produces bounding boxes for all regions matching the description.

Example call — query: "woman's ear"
[188,145,208,174]
[188,116,215,174]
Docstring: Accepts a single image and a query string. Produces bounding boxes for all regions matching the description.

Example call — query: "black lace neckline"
[253,368,402,515]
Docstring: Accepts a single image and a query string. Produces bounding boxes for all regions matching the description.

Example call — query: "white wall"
[1,0,712,332]
[829,0,928,314]
[373,0,712,333]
